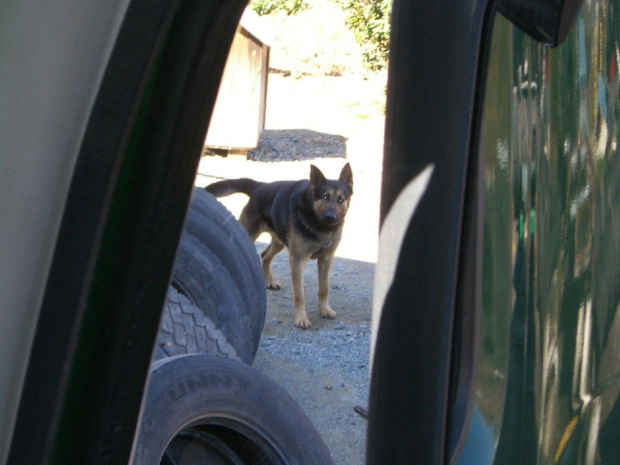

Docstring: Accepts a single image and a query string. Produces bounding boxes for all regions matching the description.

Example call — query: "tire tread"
[156,287,240,361]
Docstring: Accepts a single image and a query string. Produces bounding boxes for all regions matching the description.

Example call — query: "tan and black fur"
[206,163,353,328]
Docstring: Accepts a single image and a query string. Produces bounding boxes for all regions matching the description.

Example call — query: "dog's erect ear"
[339,163,353,192]
[309,164,327,189]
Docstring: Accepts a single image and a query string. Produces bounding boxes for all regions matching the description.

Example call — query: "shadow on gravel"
[248,129,347,162]
[252,242,374,465]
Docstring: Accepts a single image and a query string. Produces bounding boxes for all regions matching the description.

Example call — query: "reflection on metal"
[370,165,434,369]
[555,416,579,462]
[459,0,620,463]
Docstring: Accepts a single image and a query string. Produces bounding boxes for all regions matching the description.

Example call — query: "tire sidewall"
[186,188,266,342]
[134,354,335,465]
[172,233,255,363]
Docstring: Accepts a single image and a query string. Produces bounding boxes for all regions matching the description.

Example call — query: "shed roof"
[239,8,273,47]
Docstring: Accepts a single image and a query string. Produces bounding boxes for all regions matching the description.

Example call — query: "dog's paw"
[266,281,281,290]
[294,314,312,329]
[319,305,336,319]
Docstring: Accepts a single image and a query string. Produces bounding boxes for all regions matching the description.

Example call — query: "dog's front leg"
[317,254,336,319]
[289,254,311,328]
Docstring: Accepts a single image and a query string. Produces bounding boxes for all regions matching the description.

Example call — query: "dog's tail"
[205,178,262,197]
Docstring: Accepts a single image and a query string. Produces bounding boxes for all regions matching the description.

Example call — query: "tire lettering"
[206,373,232,390]
[186,374,210,393]
[166,374,234,400]
[168,382,187,401]
[152,395,170,419]
[184,373,233,392]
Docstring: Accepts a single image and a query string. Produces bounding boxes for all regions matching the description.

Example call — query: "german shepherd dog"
[206,163,353,328]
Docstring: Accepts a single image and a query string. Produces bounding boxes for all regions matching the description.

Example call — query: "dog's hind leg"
[289,254,311,328]
[238,205,263,241]
[261,234,284,290]
[317,254,336,319]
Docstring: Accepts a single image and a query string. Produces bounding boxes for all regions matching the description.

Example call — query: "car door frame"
[367,0,501,463]
[6,1,248,463]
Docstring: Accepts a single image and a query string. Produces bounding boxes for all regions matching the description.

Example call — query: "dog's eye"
[322,194,330,201]
[337,196,345,204]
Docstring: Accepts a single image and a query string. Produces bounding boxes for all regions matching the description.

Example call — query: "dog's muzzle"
[324,211,339,224]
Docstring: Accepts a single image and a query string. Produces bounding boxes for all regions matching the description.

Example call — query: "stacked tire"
[156,188,265,365]
[135,355,335,465]
[137,187,335,465]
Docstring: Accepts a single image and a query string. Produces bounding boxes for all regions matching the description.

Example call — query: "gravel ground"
[252,247,373,465]
[195,72,385,465]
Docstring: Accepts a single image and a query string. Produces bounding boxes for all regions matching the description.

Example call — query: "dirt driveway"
[194,72,385,465]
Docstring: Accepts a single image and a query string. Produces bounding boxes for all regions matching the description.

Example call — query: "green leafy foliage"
[341,0,391,71]
[249,0,309,16]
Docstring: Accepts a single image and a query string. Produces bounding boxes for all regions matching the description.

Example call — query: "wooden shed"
[204,13,270,155]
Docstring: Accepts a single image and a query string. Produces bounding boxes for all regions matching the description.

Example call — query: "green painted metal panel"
[459,2,620,463]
